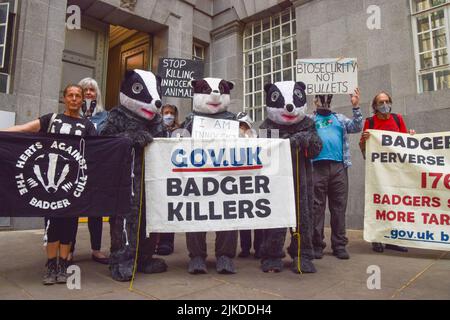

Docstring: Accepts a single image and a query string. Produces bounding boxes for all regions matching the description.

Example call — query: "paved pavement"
[0,224,448,300]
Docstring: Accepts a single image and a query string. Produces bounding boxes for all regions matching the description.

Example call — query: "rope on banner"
[43,219,50,247]
[129,155,145,291]
[291,147,302,275]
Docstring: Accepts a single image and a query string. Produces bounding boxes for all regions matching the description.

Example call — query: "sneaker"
[238,250,250,258]
[372,242,384,253]
[333,249,350,260]
[385,244,408,252]
[56,258,69,284]
[42,258,57,285]
[314,248,324,259]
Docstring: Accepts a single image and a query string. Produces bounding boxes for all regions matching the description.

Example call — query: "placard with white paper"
[296,58,358,95]
[192,116,239,139]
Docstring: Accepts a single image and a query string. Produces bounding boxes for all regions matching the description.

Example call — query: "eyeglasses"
[237,112,247,119]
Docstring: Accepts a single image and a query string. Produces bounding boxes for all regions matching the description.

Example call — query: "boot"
[291,257,317,274]
[109,248,134,282]
[56,258,69,284]
[137,255,168,274]
[188,256,207,274]
[261,258,283,273]
[42,258,57,285]
[216,256,236,274]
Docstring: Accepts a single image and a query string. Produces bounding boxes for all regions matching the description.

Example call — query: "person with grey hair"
[78,77,109,133]
[69,77,110,265]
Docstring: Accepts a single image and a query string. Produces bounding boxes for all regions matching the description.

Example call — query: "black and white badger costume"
[259,81,322,274]
[182,77,238,274]
[101,69,167,281]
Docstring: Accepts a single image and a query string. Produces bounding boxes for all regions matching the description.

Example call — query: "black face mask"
[82,99,97,118]
[315,94,333,116]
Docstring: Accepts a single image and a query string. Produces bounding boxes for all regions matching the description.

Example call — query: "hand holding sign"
[350,87,360,107]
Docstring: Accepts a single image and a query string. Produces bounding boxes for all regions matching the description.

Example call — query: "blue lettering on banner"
[171,147,262,170]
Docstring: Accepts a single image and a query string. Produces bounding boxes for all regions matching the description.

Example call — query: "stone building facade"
[0,0,449,229]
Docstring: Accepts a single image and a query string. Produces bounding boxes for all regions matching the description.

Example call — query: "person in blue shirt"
[311,89,363,260]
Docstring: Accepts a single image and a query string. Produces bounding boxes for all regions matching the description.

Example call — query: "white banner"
[295,58,358,95]
[145,138,297,233]
[364,130,450,251]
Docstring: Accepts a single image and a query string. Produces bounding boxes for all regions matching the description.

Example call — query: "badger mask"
[190,78,234,114]
[264,81,307,125]
[119,69,162,121]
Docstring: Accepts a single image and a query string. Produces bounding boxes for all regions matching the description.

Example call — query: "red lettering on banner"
[376,210,415,223]
[421,212,450,225]
[372,193,441,208]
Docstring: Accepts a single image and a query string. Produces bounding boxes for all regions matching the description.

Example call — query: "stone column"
[210,21,244,115]
[14,0,67,125]
[152,2,194,122]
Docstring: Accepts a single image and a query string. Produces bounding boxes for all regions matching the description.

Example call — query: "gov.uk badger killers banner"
[145,138,297,233]
[364,130,450,251]
[0,132,133,217]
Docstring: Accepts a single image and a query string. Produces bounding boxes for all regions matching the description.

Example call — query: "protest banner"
[145,138,297,233]
[296,58,358,95]
[192,116,240,139]
[158,58,204,98]
[364,130,450,251]
[0,132,133,217]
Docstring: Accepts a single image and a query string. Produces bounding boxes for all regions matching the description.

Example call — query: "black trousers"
[45,217,78,245]
[71,217,103,253]
[312,161,349,251]
[159,233,175,246]
[239,230,263,252]
[186,231,238,259]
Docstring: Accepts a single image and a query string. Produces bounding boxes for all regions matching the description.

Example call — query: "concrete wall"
[1,0,68,229]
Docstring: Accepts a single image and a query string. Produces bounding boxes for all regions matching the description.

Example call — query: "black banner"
[158,58,204,98]
[0,132,133,217]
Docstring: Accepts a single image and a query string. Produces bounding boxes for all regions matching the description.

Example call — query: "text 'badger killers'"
[167,145,272,222]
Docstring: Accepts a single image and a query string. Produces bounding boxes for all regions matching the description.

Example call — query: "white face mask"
[163,115,175,126]
[376,103,392,115]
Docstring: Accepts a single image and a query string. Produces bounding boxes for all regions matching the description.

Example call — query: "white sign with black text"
[145,138,297,233]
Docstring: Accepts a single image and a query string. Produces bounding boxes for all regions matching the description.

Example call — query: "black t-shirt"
[39,113,97,137]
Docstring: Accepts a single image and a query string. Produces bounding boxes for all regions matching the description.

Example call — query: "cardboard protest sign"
[364,130,450,251]
[145,138,297,233]
[296,58,358,95]
[192,116,239,139]
[158,58,204,98]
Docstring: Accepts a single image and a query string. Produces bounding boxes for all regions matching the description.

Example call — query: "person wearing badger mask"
[311,90,363,260]
[101,69,168,281]
[359,91,415,254]
[181,77,238,275]
[259,81,322,274]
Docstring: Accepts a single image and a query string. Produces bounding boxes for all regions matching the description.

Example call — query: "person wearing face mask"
[67,78,110,266]
[236,112,262,258]
[155,104,181,256]
[311,89,363,260]
[359,91,415,253]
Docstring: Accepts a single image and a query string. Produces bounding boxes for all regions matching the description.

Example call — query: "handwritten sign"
[192,116,239,139]
[158,58,204,98]
[296,58,358,95]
